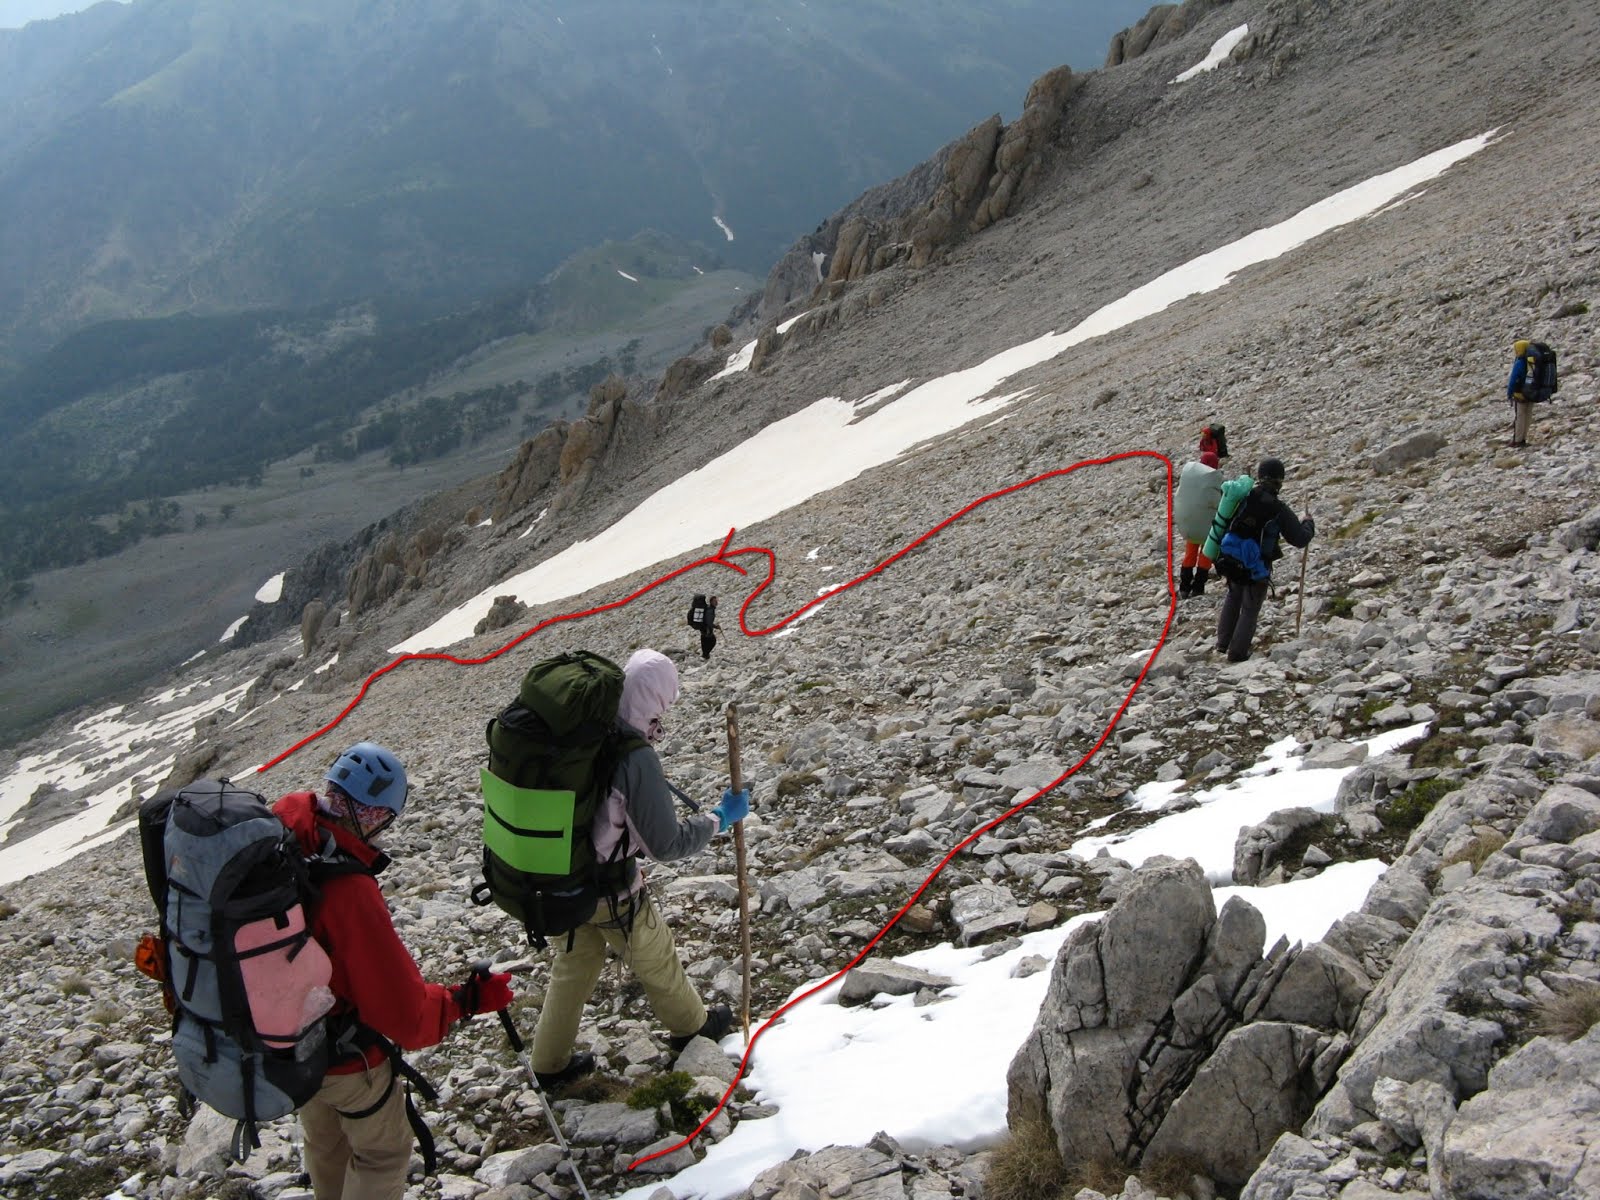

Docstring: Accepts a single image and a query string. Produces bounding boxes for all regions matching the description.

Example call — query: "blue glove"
[712,787,750,831]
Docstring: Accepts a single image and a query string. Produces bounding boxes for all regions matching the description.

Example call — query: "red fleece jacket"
[274,791,460,1067]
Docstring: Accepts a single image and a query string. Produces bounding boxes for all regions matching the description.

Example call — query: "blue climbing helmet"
[325,741,408,838]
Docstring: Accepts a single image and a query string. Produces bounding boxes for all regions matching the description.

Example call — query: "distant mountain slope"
[0,0,1150,357]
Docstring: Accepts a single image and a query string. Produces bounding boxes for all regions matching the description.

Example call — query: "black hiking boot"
[1178,566,1194,598]
[534,1051,596,1090]
[669,1003,734,1052]
[1191,568,1210,597]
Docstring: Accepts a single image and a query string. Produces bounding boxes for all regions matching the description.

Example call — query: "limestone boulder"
[1436,1028,1600,1199]
[1142,1022,1338,1190]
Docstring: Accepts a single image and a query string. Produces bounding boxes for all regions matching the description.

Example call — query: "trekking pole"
[1295,507,1311,637]
[471,963,593,1200]
[725,704,753,1044]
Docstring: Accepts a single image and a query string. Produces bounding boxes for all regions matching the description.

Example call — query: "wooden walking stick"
[725,704,752,1043]
[1295,507,1312,636]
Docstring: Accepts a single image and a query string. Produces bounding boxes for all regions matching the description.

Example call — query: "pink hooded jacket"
[592,649,719,897]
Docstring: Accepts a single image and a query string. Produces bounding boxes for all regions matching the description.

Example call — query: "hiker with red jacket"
[529,648,746,1086]
[1199,421,1229,462]
[275,742,513,1200]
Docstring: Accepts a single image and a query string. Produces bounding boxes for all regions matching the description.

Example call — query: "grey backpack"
[139,779,362,1161]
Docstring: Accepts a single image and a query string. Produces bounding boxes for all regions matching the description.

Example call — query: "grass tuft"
[984,1119,1069,1200]
[1533,981,1600,1042]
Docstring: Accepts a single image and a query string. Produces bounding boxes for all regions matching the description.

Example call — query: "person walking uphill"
[1174,450,1223,598]
[1213,458,1315,663]
[530,648,747,1084]
[275,742,514,1200]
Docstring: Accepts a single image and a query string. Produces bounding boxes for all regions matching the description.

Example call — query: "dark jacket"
[1233,483,1314,574]
[274,792,461,1066]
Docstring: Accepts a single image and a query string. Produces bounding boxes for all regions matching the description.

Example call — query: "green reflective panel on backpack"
[480,769,576,876]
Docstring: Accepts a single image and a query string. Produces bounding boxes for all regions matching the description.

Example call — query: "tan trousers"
[1513,398,1533,445]
[299,1060,411,1200]
[530,891,705,1073]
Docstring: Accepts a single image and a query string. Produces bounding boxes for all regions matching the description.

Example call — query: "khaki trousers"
[1513,398,1533,444]
[299,1060,411,1200]
[530,891,706,1073]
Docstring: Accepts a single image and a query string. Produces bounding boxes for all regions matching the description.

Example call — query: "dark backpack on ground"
[138,780,358,1161]
[1524,342,1559,402]
[471,651,648,949]
[1216,489,1275,584]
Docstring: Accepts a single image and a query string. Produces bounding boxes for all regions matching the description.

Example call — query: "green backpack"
[470,651,647,948]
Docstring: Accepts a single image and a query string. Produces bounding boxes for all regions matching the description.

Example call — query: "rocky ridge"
[2,0,1600,1197]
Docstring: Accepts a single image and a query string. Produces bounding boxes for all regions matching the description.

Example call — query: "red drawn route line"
[256,450,1179,1174]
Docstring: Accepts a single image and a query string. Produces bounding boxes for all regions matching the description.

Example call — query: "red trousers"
[1182,542,1213,570]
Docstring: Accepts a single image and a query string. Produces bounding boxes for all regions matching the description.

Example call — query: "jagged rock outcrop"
[657,352,719,404]
[972,66,1081,234]
[473,595,529,637]
[907,116,1003,268]
[156,741,225,793]
[756,151,949,325]
[1,783,83,845]
[1106,0,1236,67]
[491,423,566,521]
[1008,858,1345,1187]
[1238,678,1600,1198]
[299,600,328,655]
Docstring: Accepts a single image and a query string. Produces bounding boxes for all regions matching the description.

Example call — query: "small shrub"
[1064,1156,1128,1197]
[1335,511,1378,540]
[59,972,90,997]
[984,1119,1067,1200]
[1411,729,1478,770]
[1559,896,1600,929]
[965,704,1010,723]
[1442,830,1507,873]
[797,680,831,692]
[0,900,18,920]
[1328,594,1356,619]
[802,830,850,864]
[1552,300,1589,319]
[1141,1154,1209,1198]
[775,771,820,799]
[562,1073,631,1104]
[1532,981,1600,1041]
[87,1001,123,1025]
[1380,778,1462,833]
[627,1071,710,1134]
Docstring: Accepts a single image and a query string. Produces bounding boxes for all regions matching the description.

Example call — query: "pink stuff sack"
[234,904,334,1049]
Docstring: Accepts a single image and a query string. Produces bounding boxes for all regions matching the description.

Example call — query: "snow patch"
[255,572,285,604]
[1173,23,1250,83]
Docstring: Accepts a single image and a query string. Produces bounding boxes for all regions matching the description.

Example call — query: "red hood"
[273,790,387,871]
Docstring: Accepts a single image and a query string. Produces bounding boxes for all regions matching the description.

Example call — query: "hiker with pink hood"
[528,649,747,1085]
